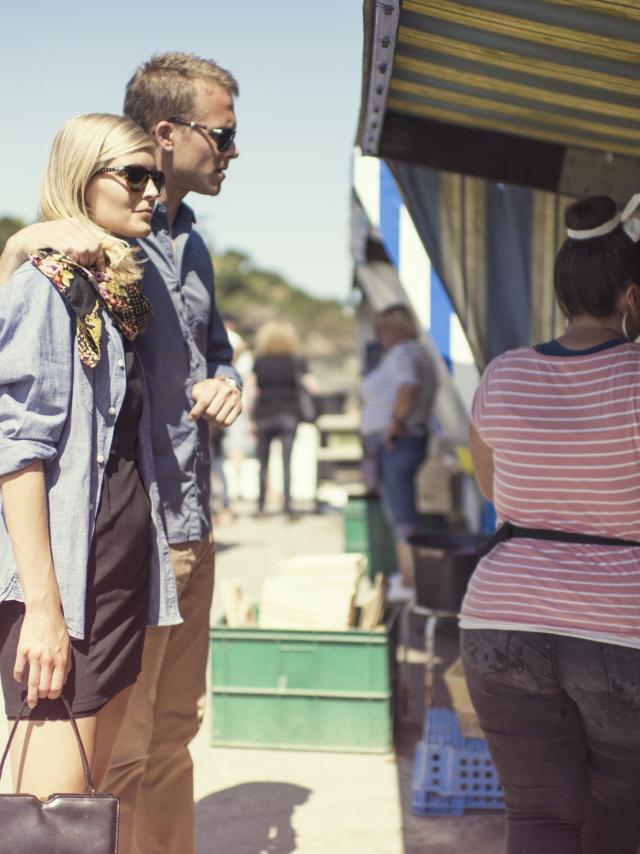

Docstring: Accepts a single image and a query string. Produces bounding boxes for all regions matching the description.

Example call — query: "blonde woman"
[0,114,180,803]
[251,320,316,517]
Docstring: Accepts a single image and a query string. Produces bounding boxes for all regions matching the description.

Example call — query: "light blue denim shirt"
[135,203,241,544]
[0,262,181,639]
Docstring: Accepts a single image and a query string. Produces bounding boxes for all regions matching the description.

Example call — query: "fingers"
[36,218,104,271]
[26,660,41,709]
[13,649,27,685]
[48,658,68,700]
[37,656,53,699]
[213,398,242,427]
[188,396,209,421]
[190,380,242,424]
[16,654,69,706]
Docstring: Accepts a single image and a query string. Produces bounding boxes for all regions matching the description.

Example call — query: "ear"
[153,120,175,153]
[625,282,640,309]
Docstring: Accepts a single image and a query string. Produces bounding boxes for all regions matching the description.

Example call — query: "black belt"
[478,521,640,559]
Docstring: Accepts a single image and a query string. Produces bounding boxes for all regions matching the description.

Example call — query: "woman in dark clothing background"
[251,320,316,518]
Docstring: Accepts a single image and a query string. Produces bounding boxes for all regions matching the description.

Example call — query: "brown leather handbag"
[0,697,119,853]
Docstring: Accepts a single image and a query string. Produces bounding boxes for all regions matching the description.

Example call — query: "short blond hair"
[255,320,301,356]
[377,303,418,340]
[124,52,239,134]
[40,113,155,285]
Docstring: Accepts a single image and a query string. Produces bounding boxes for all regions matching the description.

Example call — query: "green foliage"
[214,249,355,358]
[0,216,27,253]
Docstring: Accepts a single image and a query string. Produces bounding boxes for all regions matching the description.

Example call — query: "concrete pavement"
[191,504,504,853]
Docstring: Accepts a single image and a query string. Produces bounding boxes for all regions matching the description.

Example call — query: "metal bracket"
[361,0,401,156]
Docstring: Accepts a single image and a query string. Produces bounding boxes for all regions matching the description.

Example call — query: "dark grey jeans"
[461,628,640,854]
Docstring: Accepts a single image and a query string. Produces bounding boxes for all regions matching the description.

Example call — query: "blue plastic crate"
[412,708,504,817]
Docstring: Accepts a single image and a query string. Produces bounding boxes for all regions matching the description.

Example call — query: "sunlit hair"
[124,51,239,134]
[377,303,418,340]
[255,320,301,355]
[39,113,155,285]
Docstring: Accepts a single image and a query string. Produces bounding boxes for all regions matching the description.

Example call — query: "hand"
[384,417,405,450]
[14,602,72,709]
[2,218,105,278]
[189,377,242,426]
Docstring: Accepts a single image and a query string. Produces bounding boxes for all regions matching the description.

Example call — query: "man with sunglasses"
[0,52,242,854]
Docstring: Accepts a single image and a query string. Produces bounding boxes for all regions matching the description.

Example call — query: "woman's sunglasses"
[94,165,166,193]
[168,117,237,152]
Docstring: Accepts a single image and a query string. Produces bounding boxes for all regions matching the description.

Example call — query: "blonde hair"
[40,113,155,286]
[124,52,239,134]
[377,303,418,340]
[255,320,300,356]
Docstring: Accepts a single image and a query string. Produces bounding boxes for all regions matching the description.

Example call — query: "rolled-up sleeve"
[0,269,73,477]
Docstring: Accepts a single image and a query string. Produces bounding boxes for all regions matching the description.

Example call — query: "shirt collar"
[151,201,196,233]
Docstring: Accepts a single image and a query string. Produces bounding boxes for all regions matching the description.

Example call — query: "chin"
[115,225,152,239]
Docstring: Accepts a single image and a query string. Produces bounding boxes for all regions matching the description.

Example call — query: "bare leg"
[10,715,97,799]
[8,686,131,801]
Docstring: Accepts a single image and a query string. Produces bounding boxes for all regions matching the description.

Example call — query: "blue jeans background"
[461,628,640,854]
[379,434,427,540]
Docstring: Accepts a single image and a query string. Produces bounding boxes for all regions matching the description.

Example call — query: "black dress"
[0,343,151,720]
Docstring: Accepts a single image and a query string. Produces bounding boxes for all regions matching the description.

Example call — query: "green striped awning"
[358,0,640,196]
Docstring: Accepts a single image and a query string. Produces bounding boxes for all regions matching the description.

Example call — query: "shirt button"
[97,453,105,464]
[117,358,125,368]
[108,406,116,416]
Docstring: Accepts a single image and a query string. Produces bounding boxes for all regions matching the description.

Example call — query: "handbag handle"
[0,696,97,796]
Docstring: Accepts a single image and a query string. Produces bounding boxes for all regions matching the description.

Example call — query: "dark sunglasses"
[94,165,165,193]
[168,117,237,152]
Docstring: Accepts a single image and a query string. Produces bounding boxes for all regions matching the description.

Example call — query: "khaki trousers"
[102,532,215,854]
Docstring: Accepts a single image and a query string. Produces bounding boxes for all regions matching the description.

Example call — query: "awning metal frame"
[359,1,401,156]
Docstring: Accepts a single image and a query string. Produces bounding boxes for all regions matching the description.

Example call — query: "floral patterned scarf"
[30,249,151,368]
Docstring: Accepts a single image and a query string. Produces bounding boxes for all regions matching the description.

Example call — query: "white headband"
[567,192,640,242]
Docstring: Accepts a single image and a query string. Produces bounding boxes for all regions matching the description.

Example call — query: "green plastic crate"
[209,614,398,752]
[343,497,397,578]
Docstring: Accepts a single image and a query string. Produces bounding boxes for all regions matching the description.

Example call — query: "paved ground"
[191,503,504,853]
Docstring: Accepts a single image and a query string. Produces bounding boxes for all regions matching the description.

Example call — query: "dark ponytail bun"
[564,195,617,233]
[554,195,640,319]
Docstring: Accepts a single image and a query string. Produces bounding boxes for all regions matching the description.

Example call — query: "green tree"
[0,216,27,253]
[213,249,355,360]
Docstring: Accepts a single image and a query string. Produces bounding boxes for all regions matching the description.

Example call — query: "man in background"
[0,51,243,854]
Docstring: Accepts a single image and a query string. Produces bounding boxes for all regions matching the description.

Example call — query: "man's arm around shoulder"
[0,219,105,286]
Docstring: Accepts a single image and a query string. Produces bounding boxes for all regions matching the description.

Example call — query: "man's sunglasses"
[168,117,237,152]
[94,165,165,193]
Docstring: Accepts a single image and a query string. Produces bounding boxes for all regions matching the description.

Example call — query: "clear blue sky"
[1,1,363,299]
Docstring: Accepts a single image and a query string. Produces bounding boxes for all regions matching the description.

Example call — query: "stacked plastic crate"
[412,708,504,817]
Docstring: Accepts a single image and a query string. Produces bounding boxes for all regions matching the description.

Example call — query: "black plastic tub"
[314,392,347,416]
[408,532,489,612]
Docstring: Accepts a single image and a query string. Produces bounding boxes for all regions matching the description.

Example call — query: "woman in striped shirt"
[462,194,640,854]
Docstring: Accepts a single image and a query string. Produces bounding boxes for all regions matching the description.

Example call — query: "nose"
[144,177,162,199]
[226,141,239,159]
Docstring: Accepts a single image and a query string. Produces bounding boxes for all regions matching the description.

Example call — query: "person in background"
[217,315,256,515]
[463,194,640,854]
[210,426,233,523]
[360,304,438,598]
[251,319,317,519]
[0,51,242,854]
[0,113,179,802]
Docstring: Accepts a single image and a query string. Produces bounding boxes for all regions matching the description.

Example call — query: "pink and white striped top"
[460,341,640,647]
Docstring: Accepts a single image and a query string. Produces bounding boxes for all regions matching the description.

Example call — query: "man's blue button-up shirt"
[135,203,240,545]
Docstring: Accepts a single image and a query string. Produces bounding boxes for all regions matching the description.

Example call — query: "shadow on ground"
[196,782,312,854]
